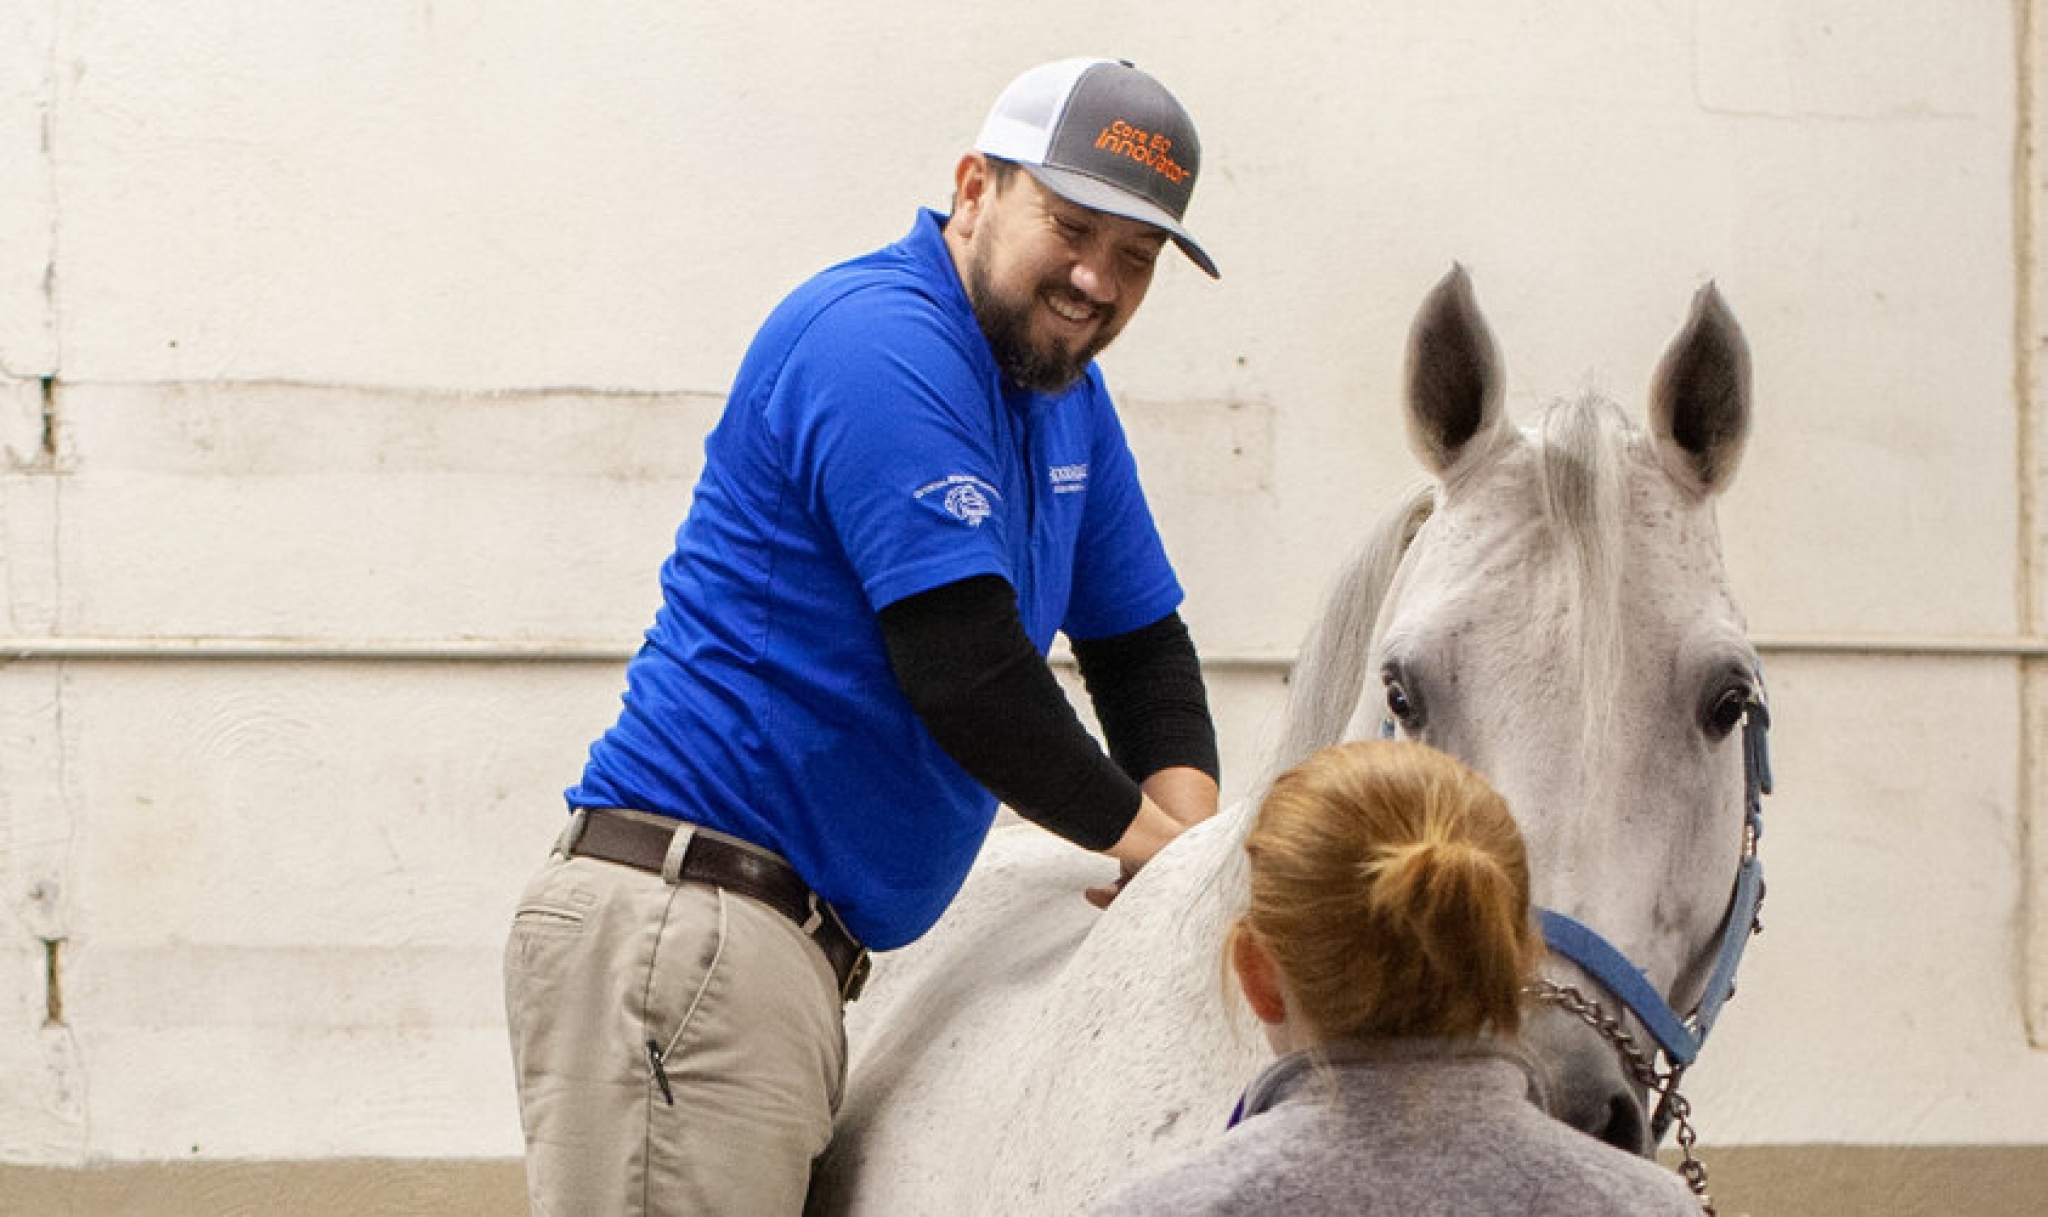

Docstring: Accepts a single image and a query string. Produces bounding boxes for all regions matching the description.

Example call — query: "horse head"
[1367,267,1758,1154]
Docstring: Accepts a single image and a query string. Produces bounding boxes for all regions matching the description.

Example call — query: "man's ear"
[1231,925,1288,1026]
[950,153,992,237]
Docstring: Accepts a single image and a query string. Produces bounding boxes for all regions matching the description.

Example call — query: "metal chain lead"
[1524,979,1716,1217]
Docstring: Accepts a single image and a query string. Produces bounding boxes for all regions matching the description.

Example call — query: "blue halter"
[1373,678,1773,1082]
[1535,689,1771,1074]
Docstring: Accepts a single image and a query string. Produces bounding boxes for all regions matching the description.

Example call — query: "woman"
[1095,739,1700,1216]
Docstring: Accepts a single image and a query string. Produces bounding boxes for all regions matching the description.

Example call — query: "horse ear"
[1405,265,1507,479]
[1649,283,1751,497]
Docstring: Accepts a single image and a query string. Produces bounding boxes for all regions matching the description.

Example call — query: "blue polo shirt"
[568,210,1183,950]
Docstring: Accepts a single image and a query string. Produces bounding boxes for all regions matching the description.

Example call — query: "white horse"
[810,267,1759,1215]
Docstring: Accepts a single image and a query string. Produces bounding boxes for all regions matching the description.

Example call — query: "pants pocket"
[505,858,597,976]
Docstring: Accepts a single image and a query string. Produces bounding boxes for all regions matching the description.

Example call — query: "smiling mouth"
[1044,293,1098,325]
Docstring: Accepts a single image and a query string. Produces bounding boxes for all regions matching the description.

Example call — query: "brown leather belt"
[566,807,870,1002]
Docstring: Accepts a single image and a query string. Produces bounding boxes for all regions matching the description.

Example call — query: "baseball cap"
[973,58,1219,279]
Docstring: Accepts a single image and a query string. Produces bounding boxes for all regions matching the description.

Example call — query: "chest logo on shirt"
[1048,463,1089,495]
[914,474,1001,528]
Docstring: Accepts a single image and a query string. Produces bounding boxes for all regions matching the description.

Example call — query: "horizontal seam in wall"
[0,635,2043,664]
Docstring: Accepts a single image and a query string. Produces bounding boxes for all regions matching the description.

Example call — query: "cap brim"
[1022,164,1220,279]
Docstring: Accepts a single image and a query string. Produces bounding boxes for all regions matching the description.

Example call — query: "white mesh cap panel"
[972,57,1114,164]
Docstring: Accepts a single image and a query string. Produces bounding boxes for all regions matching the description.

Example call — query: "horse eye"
[1383,676,1423,730]
[1703,686,1749,739]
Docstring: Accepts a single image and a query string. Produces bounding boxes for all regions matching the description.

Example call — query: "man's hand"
[1088,768,1218,909]
[1092,795,1180,909]
[1084,861,1137,909]
[1086,769,1221,908]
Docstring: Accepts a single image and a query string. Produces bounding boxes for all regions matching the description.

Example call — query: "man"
[504,58,1221,1216]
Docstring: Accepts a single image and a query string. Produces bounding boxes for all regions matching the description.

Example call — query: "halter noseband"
[1534,679,1772,1145]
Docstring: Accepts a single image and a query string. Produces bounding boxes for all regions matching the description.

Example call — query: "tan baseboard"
[0,1159,528,1217]
[2,1146,2045,1216]
[1657,1145,2048,1217]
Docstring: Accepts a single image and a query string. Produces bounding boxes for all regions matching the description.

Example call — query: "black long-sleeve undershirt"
[877,575,1217,852]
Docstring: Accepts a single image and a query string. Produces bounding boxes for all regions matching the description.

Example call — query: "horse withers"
[810,268,1760,1215]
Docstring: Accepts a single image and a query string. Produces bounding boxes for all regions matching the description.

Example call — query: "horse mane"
[1193,479,1437,924]
[1266,479,1437,779]
[1265,396,1637,786]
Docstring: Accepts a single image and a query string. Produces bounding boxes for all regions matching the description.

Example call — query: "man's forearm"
[1103,795,1185,870]
[1141,765,1218,828]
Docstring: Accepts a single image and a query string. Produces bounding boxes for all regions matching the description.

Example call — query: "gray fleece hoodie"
[1094,1038,1700,1216]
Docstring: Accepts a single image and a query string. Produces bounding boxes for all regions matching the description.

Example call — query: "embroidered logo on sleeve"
[1048,463,1089,495]
[913,474,1002,528]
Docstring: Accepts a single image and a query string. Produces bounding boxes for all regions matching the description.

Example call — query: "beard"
[963,252,1120,393]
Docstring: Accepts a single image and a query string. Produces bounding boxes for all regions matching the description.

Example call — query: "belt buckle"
[840,949,872,1003]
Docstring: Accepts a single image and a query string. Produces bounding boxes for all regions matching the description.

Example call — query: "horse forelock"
[1532,396,1634,760]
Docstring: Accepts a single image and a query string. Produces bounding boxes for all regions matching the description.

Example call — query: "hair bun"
[1241,739,1540,1040]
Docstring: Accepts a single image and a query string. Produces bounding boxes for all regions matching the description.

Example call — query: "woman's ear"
[1231,927,1288,1026]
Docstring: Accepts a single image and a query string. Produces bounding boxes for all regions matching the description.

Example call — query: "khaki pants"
[504,833,847,1217]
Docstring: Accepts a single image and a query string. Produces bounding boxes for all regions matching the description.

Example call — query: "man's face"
[954,163,1167,392]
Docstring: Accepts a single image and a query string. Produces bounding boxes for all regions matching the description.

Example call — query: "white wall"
[0,0,2040,1163]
